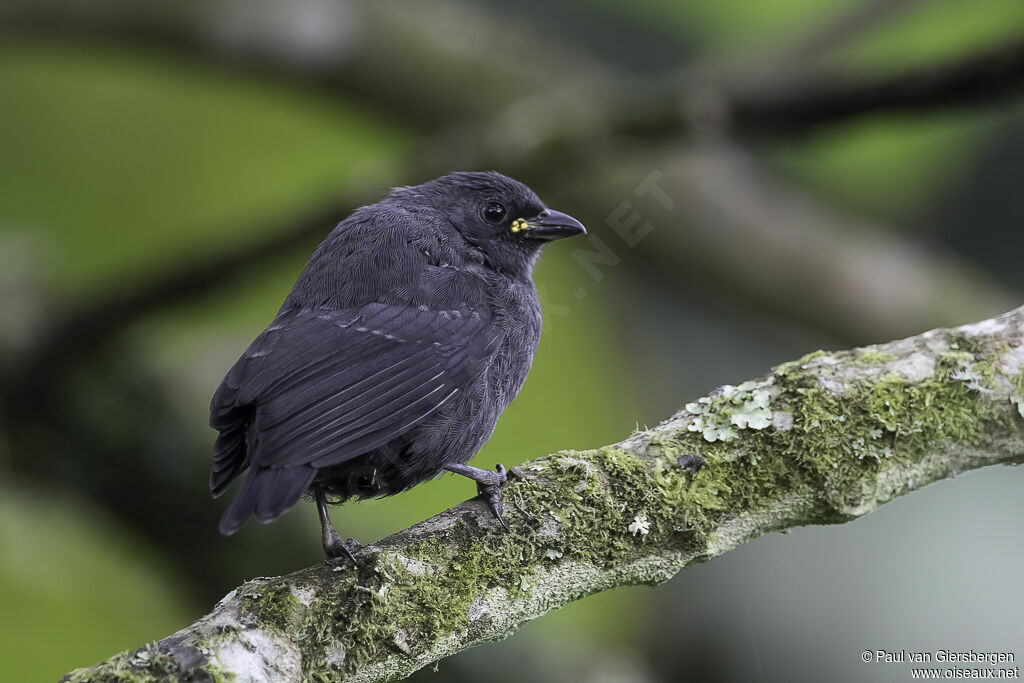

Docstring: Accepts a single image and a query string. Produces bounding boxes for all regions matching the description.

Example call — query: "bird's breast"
[415,280,541,461]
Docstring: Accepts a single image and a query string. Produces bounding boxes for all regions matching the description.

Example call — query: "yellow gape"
[510,217,529,234]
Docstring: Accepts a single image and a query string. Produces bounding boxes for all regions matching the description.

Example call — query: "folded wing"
[210,303,495,533]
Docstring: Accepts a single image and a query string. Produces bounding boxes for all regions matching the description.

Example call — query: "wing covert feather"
[210,304,494,475]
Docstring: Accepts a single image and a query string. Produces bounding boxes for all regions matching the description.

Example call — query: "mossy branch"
[67,306,1024,682]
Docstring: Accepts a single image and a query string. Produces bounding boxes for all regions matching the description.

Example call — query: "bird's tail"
[218,465,317,536]
[210,419,250,498]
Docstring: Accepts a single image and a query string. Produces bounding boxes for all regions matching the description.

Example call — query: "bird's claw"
[324,531,361,566]
[445,462,512,530]
[472,463,507,492]
[475,464,509,531]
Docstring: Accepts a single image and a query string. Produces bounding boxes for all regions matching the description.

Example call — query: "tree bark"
[66,305,1024,682]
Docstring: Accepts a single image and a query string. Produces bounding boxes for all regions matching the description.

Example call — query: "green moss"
[275,443,717,678]
[288,527,543,676]
[946,332,987,355]
[63,642,206,683]
[503,445,716,567]
[771,349,827,377]
[241,581,302,633]
[659,338,1019,532]
[203,659,235,683]
[854,350,895,366]
[65,650,138,683]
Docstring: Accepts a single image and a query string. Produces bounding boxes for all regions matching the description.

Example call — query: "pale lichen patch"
[535,518,560,541]
[392,629,413,655]
[627,514,650,536]
[951,357,996,395]
[395,554,432,576]
[214,628,301,683]
[771,411,793,431]
[685,379,775,442]
[215,589,238,608]
[292,585,315,607]
[730,390,772,430]
[957,316,1007,338]
[468,597,489,622]
[1008,366,1024,419]
[997,345,1024,379]
[891,352,936,383]
[325,643,346,669]
[1011,394,1024,419]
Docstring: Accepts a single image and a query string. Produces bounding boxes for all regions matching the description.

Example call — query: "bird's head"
[391,171,586,277]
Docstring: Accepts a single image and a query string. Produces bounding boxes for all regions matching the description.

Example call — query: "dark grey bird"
[209,171,586,561]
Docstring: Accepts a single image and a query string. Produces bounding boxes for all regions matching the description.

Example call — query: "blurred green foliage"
[605,0,1024,224]
[0,41,407,294]
[832,0,1024,71]
[0,487,195,681]
[613,0,1024,68]
[1,0,1022,680]
[608,0,863,52]
[767,111,1005,223]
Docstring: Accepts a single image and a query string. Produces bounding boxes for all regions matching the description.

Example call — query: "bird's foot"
[476,464,509,530]
[445,462,510,530]
[323,531,361,565]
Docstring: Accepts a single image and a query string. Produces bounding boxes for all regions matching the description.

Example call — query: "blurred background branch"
[780,0,929,61]
[7,0,1024,381]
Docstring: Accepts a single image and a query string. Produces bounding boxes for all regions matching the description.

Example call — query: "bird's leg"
[315,488,360,565]
[444,463,510,530]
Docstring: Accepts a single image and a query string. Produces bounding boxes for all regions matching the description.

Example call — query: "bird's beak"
[526,209,587,241]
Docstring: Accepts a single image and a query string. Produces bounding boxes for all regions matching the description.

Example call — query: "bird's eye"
[482,201,507,224]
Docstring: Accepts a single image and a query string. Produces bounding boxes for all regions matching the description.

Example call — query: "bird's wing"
[210,303,496,478]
